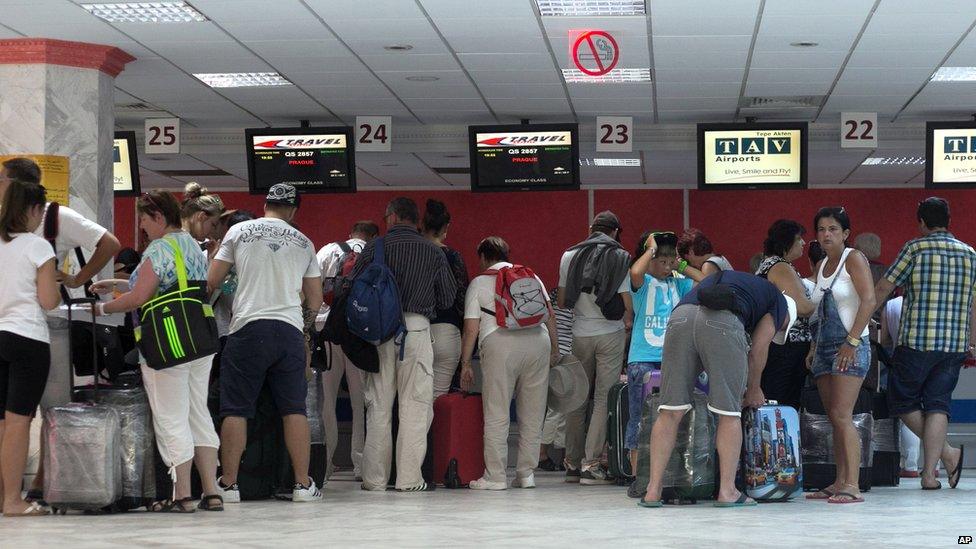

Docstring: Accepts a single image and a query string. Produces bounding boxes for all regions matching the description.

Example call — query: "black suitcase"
[800,386,873,492]
[870,391,900,487]
[607,381,633,485]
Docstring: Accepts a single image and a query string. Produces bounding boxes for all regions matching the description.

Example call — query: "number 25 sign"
[840,112,878,149]
[145,118,180,154]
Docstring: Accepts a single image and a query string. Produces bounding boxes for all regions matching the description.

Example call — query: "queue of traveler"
[0,154,971,516]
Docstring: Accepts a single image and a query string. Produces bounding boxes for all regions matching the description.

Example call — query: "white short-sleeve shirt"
[464,262,550,343]
[0,233,56,342]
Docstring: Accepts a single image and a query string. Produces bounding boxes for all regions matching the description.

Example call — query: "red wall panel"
[594,189,685,256]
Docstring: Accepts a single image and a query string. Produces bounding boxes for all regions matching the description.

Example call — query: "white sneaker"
[469,477,507,491]
[512,474,536,489]
[217,476,240,504]
[293,478,323,502]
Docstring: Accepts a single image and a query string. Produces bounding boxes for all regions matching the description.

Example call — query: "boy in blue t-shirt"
[625,231,693,472]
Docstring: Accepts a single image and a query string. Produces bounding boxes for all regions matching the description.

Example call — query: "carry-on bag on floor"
[607,381,633,485]
[74,384,155,511]
[633,392,716,503]
[277,370,327,495]
[870,391,900,487]
[800,386,873,492]
[741,403,802,501]
[432,392,483,488]
[44,298,123,513]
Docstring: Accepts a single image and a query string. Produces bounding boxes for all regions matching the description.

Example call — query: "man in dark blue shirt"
[640,271,796,508]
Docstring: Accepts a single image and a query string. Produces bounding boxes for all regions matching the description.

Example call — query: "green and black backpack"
[136,237,218,370]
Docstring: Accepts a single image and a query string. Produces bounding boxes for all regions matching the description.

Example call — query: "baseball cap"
[265,183,300,208]
[591,210,621,231]
[773,293,798,345]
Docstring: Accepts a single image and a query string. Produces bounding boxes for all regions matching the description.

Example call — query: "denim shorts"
[810,335,870,379]
[625,361,659,450]
[888,346,966,417]
[220,320,308,419]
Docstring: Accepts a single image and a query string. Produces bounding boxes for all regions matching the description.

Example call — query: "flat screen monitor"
[697,122,808,189]
[245,127,356,194]
[113,131,140,196]
[468,124,580,191]
[926,121,976,188]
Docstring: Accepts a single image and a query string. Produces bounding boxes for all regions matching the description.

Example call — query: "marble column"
[0,38,135,230]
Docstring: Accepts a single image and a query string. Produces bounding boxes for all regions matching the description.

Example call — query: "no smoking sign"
[570,30,619,76]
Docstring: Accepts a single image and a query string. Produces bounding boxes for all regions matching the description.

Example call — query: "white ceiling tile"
[650,12,757,37]
[269,56,367,74]
[654,48,750,70]
[458,54,554,71]
[304,0,423,19]
[750,50,848,70]
[244,40,346,58]
[489,98,572,114]
[656,82,741,98]
[656,110,734,123]
[411,111,499,124]
[655,97,738,110]
[856,33,967,52]
[479,83,565,98]
[358,53,459,71]
[419,0,535,19]
[289,71,384,86]
[342,39,449,56]
[746,67,838,83]
[469,69,561,84]
[744,81,832,96]
[436,18,542,39]
[402,98,488,110]
[566,84,652,99]
[329,18,439,41]
[655,68,745,82]
[846,49,946,69]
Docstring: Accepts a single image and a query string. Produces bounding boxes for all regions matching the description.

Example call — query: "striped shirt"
[885,231,976,353]
[349,224,456,319]
[549,289,574,355]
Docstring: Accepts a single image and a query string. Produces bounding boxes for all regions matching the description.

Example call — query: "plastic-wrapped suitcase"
[607,381,632,485]
[632,392,716,503]
[800,386,873,492]
[432,392,483,488]
[741,403,803,501]
[74,384,155,511]
[43,298,123,513]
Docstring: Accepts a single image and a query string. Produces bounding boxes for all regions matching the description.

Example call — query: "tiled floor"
[1,471,971,548]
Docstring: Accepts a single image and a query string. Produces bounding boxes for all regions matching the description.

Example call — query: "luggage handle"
[66,297,100,403]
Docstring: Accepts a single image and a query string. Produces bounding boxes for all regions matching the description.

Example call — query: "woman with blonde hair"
[181,183,224,256]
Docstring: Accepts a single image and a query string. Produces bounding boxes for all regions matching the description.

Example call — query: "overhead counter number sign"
[356,116,392,152]
[145,117,180,154]
[840,112,877,149]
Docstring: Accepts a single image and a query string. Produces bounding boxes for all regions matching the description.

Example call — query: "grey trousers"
[480,328,550,483]
[564,330,626,468]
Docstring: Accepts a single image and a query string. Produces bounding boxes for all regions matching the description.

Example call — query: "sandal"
[948,445,964,489]
[827,491,864,504]
[805,488,835,500]
[3,501,50,517]
[149,498,196,513]
[714,493,758,508]
[198,494,224,512]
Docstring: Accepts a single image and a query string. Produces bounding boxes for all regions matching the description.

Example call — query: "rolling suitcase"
[632,392,716,503]
[741,403,803,501]
[607,381,633,485]
[800,386,873,492]
[432,392,483,488]
[44,298,123,513]
[870,391,900,487]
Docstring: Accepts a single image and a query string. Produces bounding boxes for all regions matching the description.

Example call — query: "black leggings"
[760,341,811,411]
[0,331,51,419]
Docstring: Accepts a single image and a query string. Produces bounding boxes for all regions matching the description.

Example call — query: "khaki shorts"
[658,305,749,417]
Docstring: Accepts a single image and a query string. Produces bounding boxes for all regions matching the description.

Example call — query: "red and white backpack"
[480,265,550,329]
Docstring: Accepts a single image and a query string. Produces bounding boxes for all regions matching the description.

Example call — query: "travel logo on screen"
[253,135,346,150]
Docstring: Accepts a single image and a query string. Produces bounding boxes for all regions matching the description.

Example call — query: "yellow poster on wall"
[0,154,70,205]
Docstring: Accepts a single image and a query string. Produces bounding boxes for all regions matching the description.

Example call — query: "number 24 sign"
[356,116,391,152]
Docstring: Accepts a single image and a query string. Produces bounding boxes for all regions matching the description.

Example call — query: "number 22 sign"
[840,112,878,149]
[596,116,633,153]
[355,116,391,152]
[144,118,180,154]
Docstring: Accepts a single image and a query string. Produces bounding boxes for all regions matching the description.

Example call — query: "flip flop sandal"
[827,491,864,504]
[637,497,663,508]
[949,445,964,489]
[150,498,196,513]
[922,481,942,491]
[714,493,757,508]
[198,495,224,512]
[3,502,50,517]
[805,488,835,500]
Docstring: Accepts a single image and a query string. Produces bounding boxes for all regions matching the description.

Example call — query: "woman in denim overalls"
[806,207,876,504]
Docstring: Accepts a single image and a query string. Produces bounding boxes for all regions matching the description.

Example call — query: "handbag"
[135,237,218,370]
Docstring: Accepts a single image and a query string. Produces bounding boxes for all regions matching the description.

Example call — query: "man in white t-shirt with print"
[208,184,324,503]
[314,220,378,482]
[557,211,633,485]
[1,157,121,500]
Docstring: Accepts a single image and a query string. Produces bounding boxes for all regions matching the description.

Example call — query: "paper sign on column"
[596,116,633,153]
[355,116,392,152]
[0,154,70,205]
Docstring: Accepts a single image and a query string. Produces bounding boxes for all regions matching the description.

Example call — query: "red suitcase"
[432,392,484,488]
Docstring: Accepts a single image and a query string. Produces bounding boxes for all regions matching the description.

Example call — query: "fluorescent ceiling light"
[931,67,976,82]
[562,68,651,83]
[861,156,925,166]
[581,158,641,167]
[194,72,292,88]
[81,2,207,23]
[537,0,645,16]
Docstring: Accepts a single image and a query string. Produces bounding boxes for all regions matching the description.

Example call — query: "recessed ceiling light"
[861,156,925,166]
[384,44,414,52]
[931,67,976,82]
[537,0,645,16]
[789,41,819,48]
[562,68,651,83]
[193,72,292,88]
[406,75,439,82]
[443,154,466,158]
[381,163,399,167]
[81,1,207,23]
[580,158,641,167]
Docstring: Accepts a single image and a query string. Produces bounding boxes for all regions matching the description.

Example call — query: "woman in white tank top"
[805,207,876,505]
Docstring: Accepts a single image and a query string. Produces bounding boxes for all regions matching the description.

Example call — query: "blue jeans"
[625,361,659,450]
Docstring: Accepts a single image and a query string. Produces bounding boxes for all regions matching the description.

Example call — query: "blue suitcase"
[741,403,802,501]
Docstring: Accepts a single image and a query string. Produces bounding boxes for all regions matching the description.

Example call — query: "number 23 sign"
[596,116,633,153]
